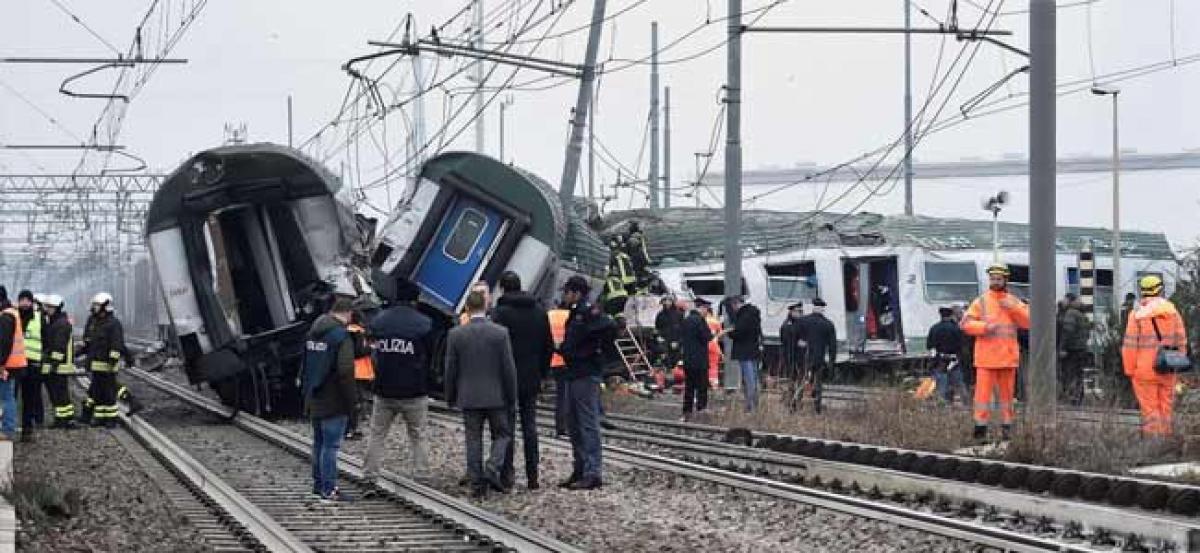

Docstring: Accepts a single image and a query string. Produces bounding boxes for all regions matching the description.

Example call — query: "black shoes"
[568,477,603,490]
[1000,424,1012,442]
[470,484,488,499]
[558,474,582,489]
[527,475,540,490]
[972,425,988,444]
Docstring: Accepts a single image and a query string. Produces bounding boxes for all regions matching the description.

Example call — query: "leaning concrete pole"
[649,21,661,210]
[724,0,744,392]
[558,0,609,206]
[1028,0,1057,421]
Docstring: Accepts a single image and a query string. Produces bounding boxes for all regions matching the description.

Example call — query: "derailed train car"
[371,152,609,392]
[373,151,607,311]
[145,143,374,417]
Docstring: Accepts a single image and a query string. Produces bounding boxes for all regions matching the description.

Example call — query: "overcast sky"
[2,1,1198,225]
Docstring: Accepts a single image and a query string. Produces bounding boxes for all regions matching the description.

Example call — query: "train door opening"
[841,256,904,353]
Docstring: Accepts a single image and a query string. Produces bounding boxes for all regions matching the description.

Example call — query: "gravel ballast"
[284,408,972,552]
[11,425,212,552]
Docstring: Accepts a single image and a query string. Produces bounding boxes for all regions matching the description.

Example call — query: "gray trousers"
[364,396,429,479]
[462,408,512,487]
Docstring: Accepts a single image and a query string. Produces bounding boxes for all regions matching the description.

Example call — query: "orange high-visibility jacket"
[1122,297,1186,382]
[706,315,722,372]
[2,307,26,369]
[960,289,1030,369]
[348,323,375,381]
[548,308,569,369]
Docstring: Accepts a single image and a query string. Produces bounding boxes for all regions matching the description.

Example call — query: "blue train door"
[413,195,506,310]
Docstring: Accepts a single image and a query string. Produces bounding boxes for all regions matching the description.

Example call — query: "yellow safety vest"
[24,309,42,364]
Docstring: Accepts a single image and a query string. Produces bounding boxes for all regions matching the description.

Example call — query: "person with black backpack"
[301,296,358,503]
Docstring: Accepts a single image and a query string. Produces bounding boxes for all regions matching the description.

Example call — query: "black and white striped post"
[1078,240,1096,322]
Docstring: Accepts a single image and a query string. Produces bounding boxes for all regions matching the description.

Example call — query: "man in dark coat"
[303,296,358,502]
[654,297,684,376]
[1058,294,1092,405]
[492,271,554,490]
[445,290,518,499]
[926,306,967,404]
[558,276,615,491]
[798,298,837,413]
[679,298,714,419]
[779,302,806,381]
[722,296,762,412]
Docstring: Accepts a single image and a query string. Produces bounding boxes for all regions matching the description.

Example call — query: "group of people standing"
[0,286,137,442]
[301,272,616,503]
[778,298,838,413]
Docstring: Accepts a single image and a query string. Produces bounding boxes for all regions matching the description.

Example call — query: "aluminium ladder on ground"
[615,327,657,389]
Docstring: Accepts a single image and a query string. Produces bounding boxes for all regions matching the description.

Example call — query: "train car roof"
[600,208,1177,267]
[418,152,608,277]
[145,142,348,234]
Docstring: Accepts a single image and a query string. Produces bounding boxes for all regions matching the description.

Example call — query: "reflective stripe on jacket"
[960,290,1030,369]
[2,307,26,369]
[1121,297,1187,381]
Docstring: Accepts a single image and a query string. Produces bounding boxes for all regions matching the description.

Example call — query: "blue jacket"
[368,303,434,400]
[559,301,616,380]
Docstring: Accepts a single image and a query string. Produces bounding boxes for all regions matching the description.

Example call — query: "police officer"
[40,295,76,429]
[558,276,615,491]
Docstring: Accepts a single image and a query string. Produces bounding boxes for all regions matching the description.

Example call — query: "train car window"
[923,261,979,302]
[684,277,748,297]
[766,262,818,300]
[1007,264,1031,300]
[443,208,488,263]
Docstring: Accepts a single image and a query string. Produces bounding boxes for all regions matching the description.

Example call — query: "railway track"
[115,366,581,553]
[519,405,1200,552]
[427,398,1195,549]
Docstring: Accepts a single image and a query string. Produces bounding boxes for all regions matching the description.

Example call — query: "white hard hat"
[33,293,47,304]
[91,292,114,312]
[42,294,64,308]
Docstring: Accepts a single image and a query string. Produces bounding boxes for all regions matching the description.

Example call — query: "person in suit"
[444,290,518,499]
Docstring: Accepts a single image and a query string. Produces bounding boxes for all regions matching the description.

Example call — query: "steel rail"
[124,366,583,553]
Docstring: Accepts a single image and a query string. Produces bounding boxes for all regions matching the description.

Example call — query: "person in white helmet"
[40,295,77,429]
[80,292,141,426]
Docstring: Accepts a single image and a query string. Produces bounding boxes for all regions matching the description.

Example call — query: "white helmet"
[91,292,114,312]
[33,293,47,305]
[42,294,64,308]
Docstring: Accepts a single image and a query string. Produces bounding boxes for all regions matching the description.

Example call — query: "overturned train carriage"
[372,152,609,392]
[145,143,374,417]
[373,151,607,311]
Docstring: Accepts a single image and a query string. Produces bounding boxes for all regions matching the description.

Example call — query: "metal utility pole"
[724,0,744,392]
[1091,87,1121,312]
[1028,0,1057,421]
[649,22,661,210]
[287,95,294,148]
[664,85,672,209]
[588,91,596,201]
[474,0,486,154]
[499,96,509,163]
[903,0,914,216]
[558,0,608,205]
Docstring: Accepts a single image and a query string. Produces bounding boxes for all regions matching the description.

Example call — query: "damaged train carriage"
[372,152,608,387]
[145,143,374,417]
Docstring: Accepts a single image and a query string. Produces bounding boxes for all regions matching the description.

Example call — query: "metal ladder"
[615,327,656,389]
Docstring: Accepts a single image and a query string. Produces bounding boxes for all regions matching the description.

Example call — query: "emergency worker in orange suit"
[705,306,723,388]
[1122,275,1187,436]
[960,263,1030,444]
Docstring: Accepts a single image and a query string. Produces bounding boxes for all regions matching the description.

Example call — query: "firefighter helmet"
[91,292,115,312]
[41,294,64,308]
[986,263,1011,277]
[1139,274,1164,297]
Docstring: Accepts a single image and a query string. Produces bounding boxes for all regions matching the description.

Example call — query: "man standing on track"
[40,295,76,429]
[960,264,1030,444]
[0,286,25,441]
[16,290,45,441]
[302,296,358,503]
[721,295,762,412]
[1122,275,1187,437]
[558,276,615,491]
[492,271,553,491]
[363,278,435,486]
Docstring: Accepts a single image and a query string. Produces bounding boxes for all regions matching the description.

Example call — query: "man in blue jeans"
[558,276,615,490]
[302,297,358,503]
[722,296,762,412]
[0,286,25,440]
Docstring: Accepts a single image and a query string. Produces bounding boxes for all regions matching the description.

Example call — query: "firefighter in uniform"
[1122,275,1187,436]
[40,295,76,429]
[16,290,45,441]
[80,293,141,426]
[960,264,1030,444]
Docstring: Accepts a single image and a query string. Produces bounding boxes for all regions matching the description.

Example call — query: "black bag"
[1151,318,1193,374]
